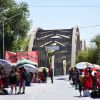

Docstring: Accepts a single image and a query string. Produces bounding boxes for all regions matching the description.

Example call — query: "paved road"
[0,76,98,100]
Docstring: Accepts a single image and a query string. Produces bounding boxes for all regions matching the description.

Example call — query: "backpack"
[83,90,90,97]
[90,90,100,98]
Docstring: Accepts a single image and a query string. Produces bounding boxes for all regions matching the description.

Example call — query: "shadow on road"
[74,96,84,98]
[56,78,65,80]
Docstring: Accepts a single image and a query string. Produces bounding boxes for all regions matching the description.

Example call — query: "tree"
[76,34,100,65]
[76,48,98,64]
[12,37,29,52]
[0,0,30,58]
[91,34,100,48]
[91,34,100,64]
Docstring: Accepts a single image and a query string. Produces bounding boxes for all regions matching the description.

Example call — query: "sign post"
[45,46,59,51]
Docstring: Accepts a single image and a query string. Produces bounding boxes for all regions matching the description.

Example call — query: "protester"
[0,72,9,95]
[72,67,79,88]
[0,67,6,88]
[83,69,93,90]
[49,67,53,83]
[29,72,33,82]
[25,72,31,86]
[0,73,3,89]
[96,71,100,89]
[42,68,47,83]
[78,72,84,96]
[9,67,17,94]
[83,69,93,97]
[69,67,73,81]
[37,72,43,83]
[92,72,97,90]
[32,73,37,83]
[17,67,26,94]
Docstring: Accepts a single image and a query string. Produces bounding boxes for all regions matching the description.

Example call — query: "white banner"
[45,46,59,50]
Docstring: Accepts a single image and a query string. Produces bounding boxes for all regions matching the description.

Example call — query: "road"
[0,76,98,100]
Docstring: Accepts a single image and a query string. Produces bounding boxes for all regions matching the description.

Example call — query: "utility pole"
[2,12,24,59]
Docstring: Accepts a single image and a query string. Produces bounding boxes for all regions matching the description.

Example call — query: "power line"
[29,5,100,8]
[80,25,100,29]
[28,25,100,33]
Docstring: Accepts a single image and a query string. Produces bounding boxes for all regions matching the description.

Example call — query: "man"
[49,67,53,83]
[69,67,73,81]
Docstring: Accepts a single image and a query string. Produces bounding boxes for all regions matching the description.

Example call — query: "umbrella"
[0,59,13,73]
[38,67,49,72]
[15,59,38,66]
[0,59,13,65]
[21,64,38,73]
[91,64,100,71]
[75,62,92,69]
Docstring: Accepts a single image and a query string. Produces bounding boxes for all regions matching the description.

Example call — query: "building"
[28,26,82,75]
[80,40,86,51]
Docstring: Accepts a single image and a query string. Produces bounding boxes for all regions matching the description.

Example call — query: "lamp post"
[2,21,5,59]
[2,12,24,59]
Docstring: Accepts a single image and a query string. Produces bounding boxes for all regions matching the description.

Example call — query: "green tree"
[76,34,100,65]
[12,37,29,52]
[91,34,100,48]
[91,34,100,64]
[0,0,30,58]
[76,48,98,64]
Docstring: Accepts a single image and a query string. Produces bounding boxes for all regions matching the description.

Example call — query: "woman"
[1,67,6,88]
[17,67,26,94]
[83,69,93,90]
[72,67,79,87]
[9,67,17,94]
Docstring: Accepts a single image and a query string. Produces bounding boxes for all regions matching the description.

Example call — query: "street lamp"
[2,12,24,59]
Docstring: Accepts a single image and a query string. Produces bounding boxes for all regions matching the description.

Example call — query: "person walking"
[42,68,47,83]
[69,67,73,81]
[78,73,84,96]
[72,67,79,88]
[49,67,53,83]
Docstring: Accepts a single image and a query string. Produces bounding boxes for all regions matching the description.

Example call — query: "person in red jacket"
[83,69,93,90]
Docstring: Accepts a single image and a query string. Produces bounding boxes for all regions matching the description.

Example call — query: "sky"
[15,0,100,46]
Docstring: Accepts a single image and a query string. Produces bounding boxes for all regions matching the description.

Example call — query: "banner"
[28,51,38,63]
[5,51,38,64]
[5,51,17,63]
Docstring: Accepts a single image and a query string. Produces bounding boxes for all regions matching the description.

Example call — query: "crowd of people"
[0,65,54,95]
[0,66,30,95]
[32,67,53,83]
[69,67,100,97]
